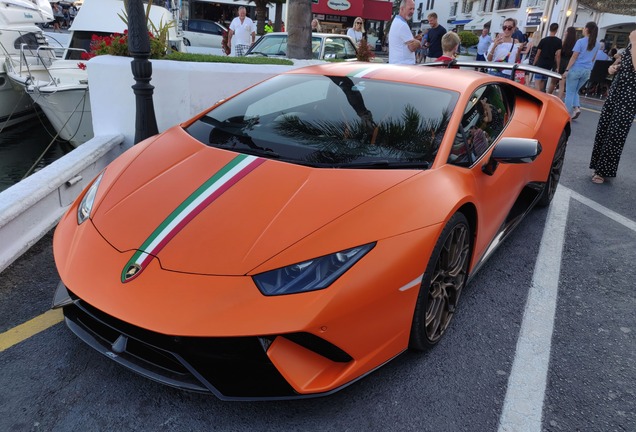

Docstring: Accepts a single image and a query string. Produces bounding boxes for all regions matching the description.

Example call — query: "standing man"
[228,6,255,57]
[425,12,447,62]
[533,23,562,93]
[511,19,526,44]
[476,25,492,62]
[388,0,421,65]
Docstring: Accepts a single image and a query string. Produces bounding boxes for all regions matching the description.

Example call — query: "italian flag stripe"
[121,154,264,282]
[347,66,382,78]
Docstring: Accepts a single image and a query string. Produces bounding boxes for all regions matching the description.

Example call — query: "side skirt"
[468,181,544,282]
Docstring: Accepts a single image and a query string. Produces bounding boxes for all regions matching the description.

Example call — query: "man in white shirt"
[228,6,255,56]
[388,0,420,64]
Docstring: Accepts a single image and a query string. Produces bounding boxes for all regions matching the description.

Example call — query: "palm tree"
[247,0,286,35]
[249,0,269,35]
[270,0,285,32]
[286,0,312,59]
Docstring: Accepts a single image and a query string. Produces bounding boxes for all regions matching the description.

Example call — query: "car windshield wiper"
[213,144,281,159]
[331,160,430,169]
[247,51,268,57]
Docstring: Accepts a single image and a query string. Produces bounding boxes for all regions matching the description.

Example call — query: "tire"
[537,130,568,207]
[409,212,471,351]
[183,38,191,46]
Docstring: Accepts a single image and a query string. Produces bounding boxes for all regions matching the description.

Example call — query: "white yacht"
[6,0,178,146]
[0,0,54,129]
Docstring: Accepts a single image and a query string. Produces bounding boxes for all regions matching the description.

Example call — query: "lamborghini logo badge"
[123,264,141,281]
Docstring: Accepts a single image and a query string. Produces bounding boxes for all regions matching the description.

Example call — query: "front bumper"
[54,283,354,401]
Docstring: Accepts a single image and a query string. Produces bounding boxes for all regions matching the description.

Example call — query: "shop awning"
[452,19,472,25]
[465,16,491,31]
[312,0,392,21]
[362,0,392,21]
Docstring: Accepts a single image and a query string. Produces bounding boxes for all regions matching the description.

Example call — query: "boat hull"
[28,85,93,147]
[0,69,36,129]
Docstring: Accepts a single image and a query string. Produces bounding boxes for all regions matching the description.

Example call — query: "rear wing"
[421,60,562,81]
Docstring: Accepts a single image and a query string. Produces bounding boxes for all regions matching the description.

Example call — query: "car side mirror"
[482,138,542,176]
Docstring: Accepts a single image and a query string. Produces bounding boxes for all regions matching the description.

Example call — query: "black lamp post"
[127,0,159,144]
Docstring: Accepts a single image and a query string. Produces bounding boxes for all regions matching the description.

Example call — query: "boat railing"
[16,45,88,88]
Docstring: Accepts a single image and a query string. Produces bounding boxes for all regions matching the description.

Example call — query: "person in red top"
[436,32,460,64]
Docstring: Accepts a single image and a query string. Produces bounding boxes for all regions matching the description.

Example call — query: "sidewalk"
[579,95,606,111]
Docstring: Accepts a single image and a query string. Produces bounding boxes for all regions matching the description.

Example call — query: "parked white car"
[246,32,358,60]
[182,19,226,48]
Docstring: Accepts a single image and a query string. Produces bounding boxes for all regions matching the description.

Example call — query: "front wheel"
[537,130,568,207]
[409,212,471,351]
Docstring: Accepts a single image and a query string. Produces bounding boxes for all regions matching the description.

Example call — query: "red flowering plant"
[356,40,376,62]
[82,29,168,60]
[81,0,174,60]
[221,30,231,55]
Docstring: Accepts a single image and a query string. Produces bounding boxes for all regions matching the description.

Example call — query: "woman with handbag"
[486,19,520,79]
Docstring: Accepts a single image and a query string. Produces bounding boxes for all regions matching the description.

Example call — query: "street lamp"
[566,8,573,16]
[127,0,159,144]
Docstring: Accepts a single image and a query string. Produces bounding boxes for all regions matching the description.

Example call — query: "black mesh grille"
[63,291,298,400]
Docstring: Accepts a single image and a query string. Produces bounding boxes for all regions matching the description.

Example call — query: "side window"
[448,84,510,166]
[201,22,222,35]
[324,38,342,59]
[343,38,358,59]
[189,21,200,32]
[311,37,321,59]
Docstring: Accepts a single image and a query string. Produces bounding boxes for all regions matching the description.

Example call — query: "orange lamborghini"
[52,62,570,400]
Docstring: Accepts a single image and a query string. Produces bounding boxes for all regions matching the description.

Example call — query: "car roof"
[284,62,505,94]
[262,32,353,38]
[187,18,228,30]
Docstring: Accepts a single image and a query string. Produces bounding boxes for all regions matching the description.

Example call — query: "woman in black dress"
[589,30,636,184]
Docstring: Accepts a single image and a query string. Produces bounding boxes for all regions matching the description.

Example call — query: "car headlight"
[77,172,104,224]
[252,243,375,296]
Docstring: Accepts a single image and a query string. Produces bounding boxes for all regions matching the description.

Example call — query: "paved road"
[1,104,634,431]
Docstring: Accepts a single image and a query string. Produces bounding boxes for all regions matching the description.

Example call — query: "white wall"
[88,55,320,147]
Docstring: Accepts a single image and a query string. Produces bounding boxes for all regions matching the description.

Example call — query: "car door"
[184,20,201,46]
[448,83,535,261]
[199,20,224,48]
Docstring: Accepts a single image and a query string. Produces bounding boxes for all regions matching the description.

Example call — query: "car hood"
[92,127,417,276]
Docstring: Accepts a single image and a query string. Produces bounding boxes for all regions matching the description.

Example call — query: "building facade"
[415,0,634,49]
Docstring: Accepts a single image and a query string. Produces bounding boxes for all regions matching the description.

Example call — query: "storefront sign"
[325,14,348,22]
[526,12,543,27]
[327,0,351,11]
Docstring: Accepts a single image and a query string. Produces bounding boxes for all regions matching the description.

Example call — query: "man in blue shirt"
[512,19,526,44]
[425,12,446,62]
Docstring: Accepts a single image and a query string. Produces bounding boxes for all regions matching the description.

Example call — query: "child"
[436,32,461,63]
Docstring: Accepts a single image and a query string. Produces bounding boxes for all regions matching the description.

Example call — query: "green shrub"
[163,52,293,65]
[458,31,479,54]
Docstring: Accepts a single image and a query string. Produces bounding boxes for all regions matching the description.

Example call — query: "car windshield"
[248,35,323,58]
[185,74,458,169]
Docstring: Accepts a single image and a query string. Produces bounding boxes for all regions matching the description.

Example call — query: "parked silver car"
[246,32,358,60]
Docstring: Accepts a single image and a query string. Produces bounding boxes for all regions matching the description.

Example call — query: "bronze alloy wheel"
[410,212,471,350]
[538,130,568,207]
